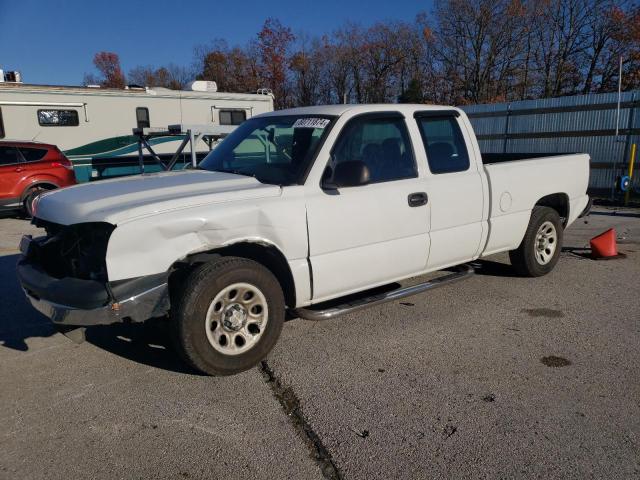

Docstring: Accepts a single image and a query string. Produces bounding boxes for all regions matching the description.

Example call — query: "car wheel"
[22,186,51,218]
[509,206,563,277]
[171,257,285,376]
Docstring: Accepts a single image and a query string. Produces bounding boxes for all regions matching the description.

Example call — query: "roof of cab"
[256,104,461,118]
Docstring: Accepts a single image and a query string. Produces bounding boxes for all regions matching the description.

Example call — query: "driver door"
[305,113,430,302]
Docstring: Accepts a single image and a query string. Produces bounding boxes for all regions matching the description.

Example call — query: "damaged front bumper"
[17,235,169,327]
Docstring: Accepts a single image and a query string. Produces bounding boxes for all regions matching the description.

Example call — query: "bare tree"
[289,33,323,106]
[93,4,640,107]
[256,18,295,108]
[127,65,156,87]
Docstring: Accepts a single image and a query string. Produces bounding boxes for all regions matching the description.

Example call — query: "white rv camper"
[0,81,274,182]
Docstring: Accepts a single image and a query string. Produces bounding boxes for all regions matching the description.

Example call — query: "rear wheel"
[171,257,285,376]
[22,185,53,218]
[509,206,563,277]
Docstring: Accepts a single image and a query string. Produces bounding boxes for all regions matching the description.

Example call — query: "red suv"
[0,141,77,216]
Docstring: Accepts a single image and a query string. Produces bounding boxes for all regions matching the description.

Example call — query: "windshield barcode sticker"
[293,118,330,129]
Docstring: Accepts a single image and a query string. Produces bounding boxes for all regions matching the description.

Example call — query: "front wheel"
[509,206,563,277]
[171,257,285,376]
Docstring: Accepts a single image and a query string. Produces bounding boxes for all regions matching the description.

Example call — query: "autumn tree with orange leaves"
[84,52,126,89]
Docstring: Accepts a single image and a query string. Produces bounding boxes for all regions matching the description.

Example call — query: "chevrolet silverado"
[17,104,590,375]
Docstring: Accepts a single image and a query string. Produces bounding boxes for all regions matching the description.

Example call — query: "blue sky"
[0,0,433,86]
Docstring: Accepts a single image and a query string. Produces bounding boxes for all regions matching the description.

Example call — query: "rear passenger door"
[306,113,431,302]
[414,112,484,269]
[0,146,25,205]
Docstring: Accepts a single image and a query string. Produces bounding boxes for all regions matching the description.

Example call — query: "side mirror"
[323,161,370,189]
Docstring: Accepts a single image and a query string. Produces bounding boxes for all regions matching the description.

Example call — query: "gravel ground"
[1,207,639,479]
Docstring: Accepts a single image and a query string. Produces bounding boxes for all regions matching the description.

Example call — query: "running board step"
[295,264,474,321]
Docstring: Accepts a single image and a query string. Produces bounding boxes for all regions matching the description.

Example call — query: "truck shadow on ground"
[0,254,57,351]
[470,259,520,277]
[86,320,201,375]
[2,252,522,373]
[0,253,198,374]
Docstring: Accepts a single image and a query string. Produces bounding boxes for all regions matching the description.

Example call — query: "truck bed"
[480,152,591,257]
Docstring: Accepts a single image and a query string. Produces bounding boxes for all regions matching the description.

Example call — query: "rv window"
[38,109,79,127]
[0,108,4,138]
[219,109,246,125]
[136,107,150,129]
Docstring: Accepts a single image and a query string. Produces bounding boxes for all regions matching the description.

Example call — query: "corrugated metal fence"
[460,91,640,197]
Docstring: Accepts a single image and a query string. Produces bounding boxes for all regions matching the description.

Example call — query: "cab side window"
[329,115,416,183]
[416,115,470,174]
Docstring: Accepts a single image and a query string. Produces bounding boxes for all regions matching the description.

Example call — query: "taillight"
[51,159,74,171]
[51,147,74,170]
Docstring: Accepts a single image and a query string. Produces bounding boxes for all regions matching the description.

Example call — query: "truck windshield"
[199,115,335,185]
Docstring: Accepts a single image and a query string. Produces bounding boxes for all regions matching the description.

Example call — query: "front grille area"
[30,219,115,281]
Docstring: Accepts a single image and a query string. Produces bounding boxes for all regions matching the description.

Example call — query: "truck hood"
[34,170,282,225]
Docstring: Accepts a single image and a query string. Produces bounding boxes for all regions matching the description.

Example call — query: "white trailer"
[0,82,274,181]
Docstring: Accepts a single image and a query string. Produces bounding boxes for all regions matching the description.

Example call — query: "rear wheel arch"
[20,182,59,217]
[170,241,297,309]
[20,181,59,201]
[534,193,569,226]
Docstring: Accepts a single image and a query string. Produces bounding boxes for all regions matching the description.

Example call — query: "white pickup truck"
[17,104,590,375]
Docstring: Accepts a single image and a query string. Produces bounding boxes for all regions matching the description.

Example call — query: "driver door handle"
[408,192,428,207]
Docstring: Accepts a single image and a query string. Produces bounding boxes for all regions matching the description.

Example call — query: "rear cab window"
[415,112,470,174]
[328,113,417,183]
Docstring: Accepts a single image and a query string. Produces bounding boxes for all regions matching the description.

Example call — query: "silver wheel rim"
[205,282,268,356]
[535,221,557,265]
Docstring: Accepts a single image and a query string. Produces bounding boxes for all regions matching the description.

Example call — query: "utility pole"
[611,56,624,201]
[615,56,623,138]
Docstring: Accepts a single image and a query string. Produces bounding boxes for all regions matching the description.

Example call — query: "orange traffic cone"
[590,228,620,259]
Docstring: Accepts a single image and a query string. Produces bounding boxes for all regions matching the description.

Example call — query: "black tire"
[171,257,285,376]
[22,186,51,218]
[509,206,563,277]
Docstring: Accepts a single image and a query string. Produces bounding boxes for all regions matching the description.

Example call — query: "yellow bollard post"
[625,143,637,205]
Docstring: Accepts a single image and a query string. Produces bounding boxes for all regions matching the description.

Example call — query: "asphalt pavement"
[1,207,639,479]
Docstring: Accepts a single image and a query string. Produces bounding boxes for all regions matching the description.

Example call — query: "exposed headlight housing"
[30,220,116,281]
